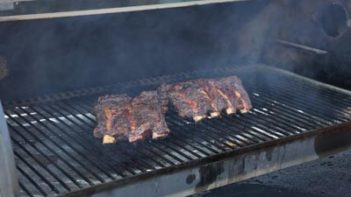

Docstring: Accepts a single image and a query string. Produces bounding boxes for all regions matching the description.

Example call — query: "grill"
[4,65,351,196]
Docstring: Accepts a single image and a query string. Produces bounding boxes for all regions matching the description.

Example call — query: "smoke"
[0,0,350,102]
[0,1,271,101]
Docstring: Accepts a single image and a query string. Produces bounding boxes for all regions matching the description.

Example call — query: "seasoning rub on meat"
[94,91,169,144]
[159,76,252,122]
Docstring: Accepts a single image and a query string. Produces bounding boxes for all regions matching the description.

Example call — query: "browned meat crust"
[160,76,252,121]
[220,76,252,113]
[93,95,131,142]
[94,91,169,144]
[129,91,170,142]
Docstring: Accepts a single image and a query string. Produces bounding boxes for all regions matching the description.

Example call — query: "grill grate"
[4,66,351,196]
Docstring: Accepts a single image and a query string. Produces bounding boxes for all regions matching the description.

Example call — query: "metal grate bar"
[196,118,252,148]
[245,111,290,137]
[185,122,237,151]
[40,104,136,176]
[291,78,351,105]
[250,96,312,131]
[8,123,75,192]
[275,94,346,124]
[324,91,351,106]
[160,132,208,158]
[164,118,220,154]
[257,82,349,122]
[221,115,279,140]
[36,105,131,177]
[201,118,250,147]
[203,118,258,144]
[137,143,175,168]
[191,120,242,150]
[167,117,228,153]
[156,140,195,161]
[18,107,110,183]
[141,143,179,167]
[204,117,254,146]
[252,90,336,125]
[260,101,327,130]
[16,155,51,196]
[18,180,33,197]
[147,142,184,164]
[29,106,121,179]
[7,109,97,186]
[256,89,345,125]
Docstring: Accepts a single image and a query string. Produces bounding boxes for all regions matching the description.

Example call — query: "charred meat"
[129,91,170,143]
[160,76,252,121]
[219,76,252,113]
[159,81,211,122]
[94,95,132,144]
[94,91,169,144]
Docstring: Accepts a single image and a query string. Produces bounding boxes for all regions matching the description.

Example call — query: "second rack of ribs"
[160,76,252,122]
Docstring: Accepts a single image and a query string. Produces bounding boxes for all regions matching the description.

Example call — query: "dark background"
[1,0,351,102]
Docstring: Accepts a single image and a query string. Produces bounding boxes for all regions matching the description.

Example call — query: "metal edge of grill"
[64,122,351,197]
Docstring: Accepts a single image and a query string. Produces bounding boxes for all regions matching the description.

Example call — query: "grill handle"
[0,101,19,197]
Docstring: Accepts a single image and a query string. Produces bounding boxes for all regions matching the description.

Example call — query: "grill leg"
[0,101,19,197]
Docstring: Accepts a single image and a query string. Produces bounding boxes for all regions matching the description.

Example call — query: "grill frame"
[4,65,351,196]
[73,122,351,197]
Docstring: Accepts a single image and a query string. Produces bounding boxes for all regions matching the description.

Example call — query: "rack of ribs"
[94,91,170,144]
[129,91,170,143]
[158,81,212,122]
[94,95,132,144]
[94,75,252,144]
[220,76,252,113]
[159,76,252,122]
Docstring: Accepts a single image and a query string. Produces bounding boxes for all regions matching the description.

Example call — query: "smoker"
[1,0,351,196]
